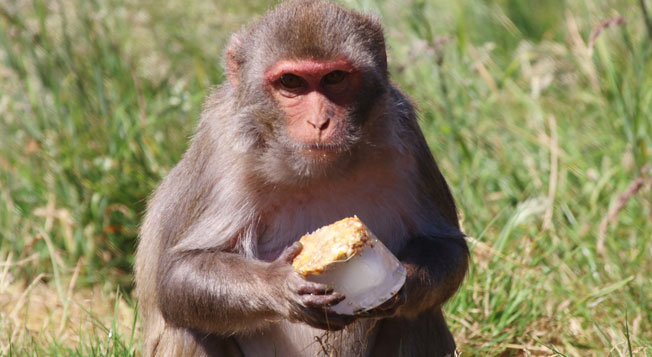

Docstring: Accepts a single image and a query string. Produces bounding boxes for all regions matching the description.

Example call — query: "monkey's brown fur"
[136,1,468,356]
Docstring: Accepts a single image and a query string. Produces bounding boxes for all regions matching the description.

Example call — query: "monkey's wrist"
[260,265,295,314]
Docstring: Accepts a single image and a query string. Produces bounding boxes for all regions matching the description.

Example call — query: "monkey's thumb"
[278,241,303,263]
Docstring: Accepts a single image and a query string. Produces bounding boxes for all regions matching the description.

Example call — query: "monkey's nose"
[307,117,330,131]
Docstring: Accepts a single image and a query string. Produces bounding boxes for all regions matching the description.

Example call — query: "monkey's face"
[266,58,359,152]
[252,56,376,183]
[224,0,390,184]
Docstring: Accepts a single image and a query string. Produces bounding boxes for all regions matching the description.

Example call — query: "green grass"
[1,0,651,355]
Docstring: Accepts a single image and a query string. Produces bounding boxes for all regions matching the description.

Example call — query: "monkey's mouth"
[295,143,349,163]
[300,143,346,152]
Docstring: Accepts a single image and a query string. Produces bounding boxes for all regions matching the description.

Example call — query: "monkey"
[135,0,469,356]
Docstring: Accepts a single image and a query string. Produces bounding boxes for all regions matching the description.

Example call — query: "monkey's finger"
[295,281,333,295]
[277,242,303,263]
[357,306,396,319]
[308,320,349,331]
[357,289,406,318]
[318,312,357,329]
[302,318,348,331]
[289,305,335,329]
[300,293,345,308]
[375,288,406,311]
[301,309,355,331]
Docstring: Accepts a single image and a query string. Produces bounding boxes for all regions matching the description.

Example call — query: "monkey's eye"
[278,74,305,89]
[322,70,348,85]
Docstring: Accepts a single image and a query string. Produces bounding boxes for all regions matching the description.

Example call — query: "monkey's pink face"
[264,58,361,159]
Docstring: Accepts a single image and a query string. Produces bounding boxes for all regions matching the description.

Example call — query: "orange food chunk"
[292,216,371,276]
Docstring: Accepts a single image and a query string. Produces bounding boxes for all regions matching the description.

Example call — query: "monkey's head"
[224,0,390,184]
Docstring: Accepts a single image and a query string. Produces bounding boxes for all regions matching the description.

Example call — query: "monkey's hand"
[268,242,357,331]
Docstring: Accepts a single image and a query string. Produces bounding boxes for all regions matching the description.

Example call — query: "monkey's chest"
[256,178,416,261]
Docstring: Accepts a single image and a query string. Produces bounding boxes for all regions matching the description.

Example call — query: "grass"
[0,0,651,355]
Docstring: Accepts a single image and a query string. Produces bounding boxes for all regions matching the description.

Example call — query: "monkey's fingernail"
[328,299,343,307]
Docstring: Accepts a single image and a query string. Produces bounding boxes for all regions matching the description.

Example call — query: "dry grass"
[0,254,138,355]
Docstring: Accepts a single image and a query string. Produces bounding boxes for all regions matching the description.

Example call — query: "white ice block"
[305,236,406,315]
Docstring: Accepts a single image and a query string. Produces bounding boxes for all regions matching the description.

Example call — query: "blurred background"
[1,0,650,355]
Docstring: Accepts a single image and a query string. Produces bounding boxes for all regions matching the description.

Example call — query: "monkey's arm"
[395,232,468,318]
[385,87,469,317]
[392,146,469,317]
[156,242,355,334]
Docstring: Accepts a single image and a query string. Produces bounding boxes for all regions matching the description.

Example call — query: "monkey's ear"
[225,33,245,89]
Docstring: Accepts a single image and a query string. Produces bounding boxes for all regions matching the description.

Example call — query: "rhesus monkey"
[135,0,468,356]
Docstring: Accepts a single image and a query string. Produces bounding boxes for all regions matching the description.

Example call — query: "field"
[1,0,651,355]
